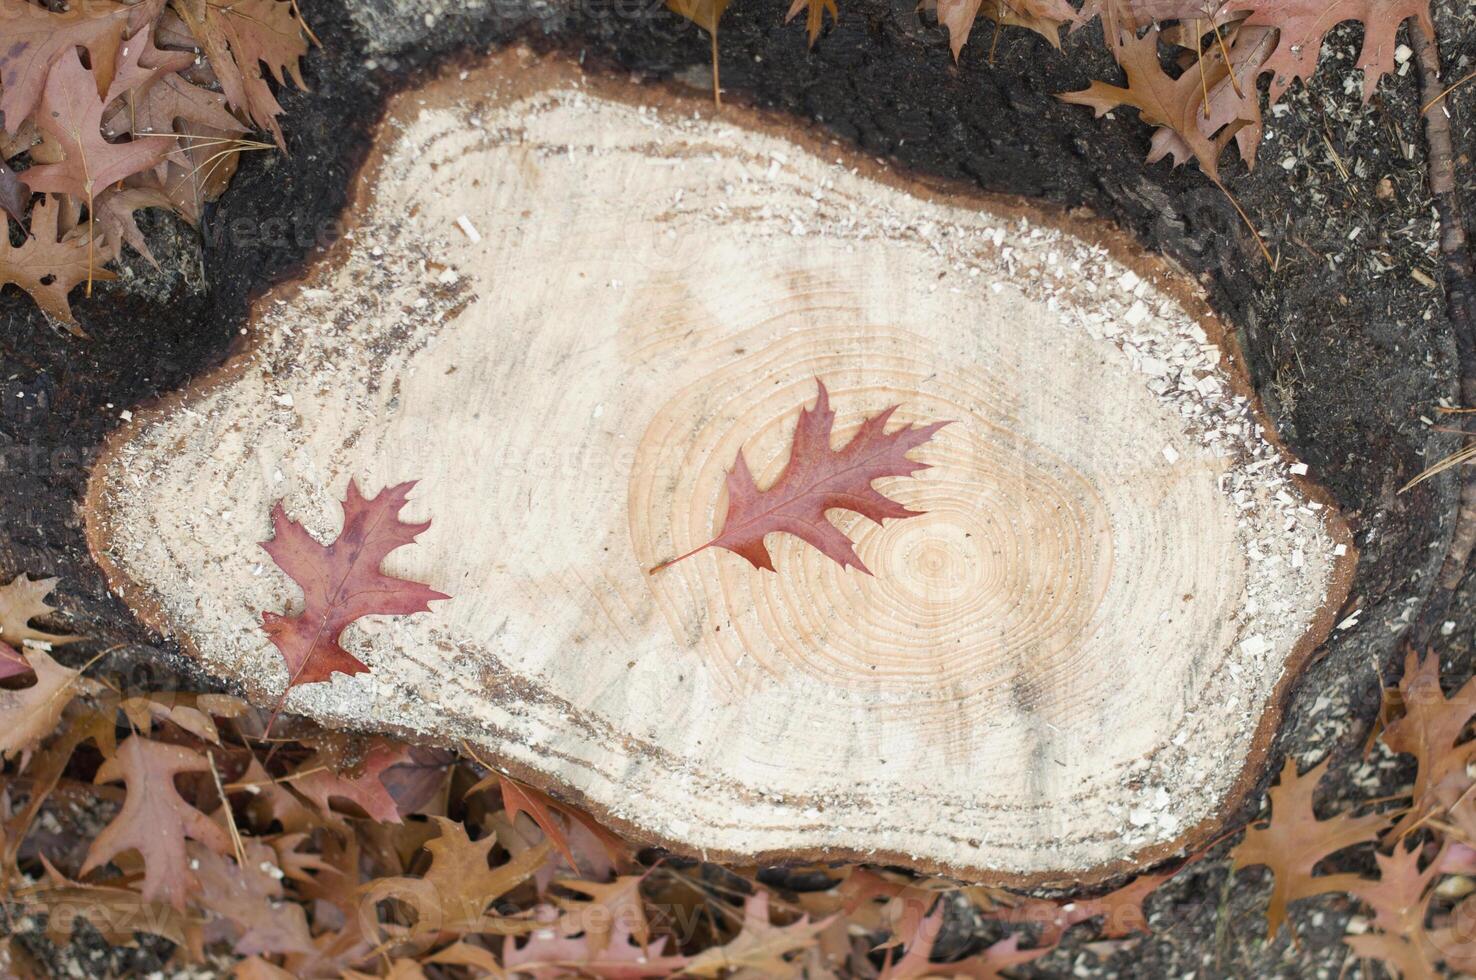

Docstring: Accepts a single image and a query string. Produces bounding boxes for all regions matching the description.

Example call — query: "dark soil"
[8,0,1475,975]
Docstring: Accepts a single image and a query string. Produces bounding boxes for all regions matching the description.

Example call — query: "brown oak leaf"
[685,890,834,977]
[990,866,1173,944]
[0,648,80,758]
[0,574,78,649]
[1230,756,1389,940]
[24,40,178,204]
[191,839,315,957]
[1230,0,1433,103]
[170,0,309,149]
[652,380,948,575]
[553,874,650,955]
[366,816,549,937]
[932,0,1077,58]
[1147,20,1275,171]
[259,479,448,690]
[879,906,1051,978]
[785,0,838,46]
[92,184,175,266]
[1344,842,1443,979]
[28,856,204,957]
[504,903,691,978]
[1380,649,1476,840]
[0,0,130,129]
[0,194,114,331]
[81,735,234,909]
[0,161,29,226]
[291,739,408,824]
[1060,27,1239,182]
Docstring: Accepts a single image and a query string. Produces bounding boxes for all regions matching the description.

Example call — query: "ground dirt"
[8,0,1476,975]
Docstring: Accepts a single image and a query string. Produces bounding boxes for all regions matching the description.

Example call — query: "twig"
[1408,21,1476,642]
[207,750,248,868]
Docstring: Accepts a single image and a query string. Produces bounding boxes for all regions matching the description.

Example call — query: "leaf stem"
[648,540,716,574]
[711,31,722,109]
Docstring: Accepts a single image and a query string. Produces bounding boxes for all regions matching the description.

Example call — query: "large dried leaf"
[259,479,448,690]
[654,380,947,575]
[1344,843,1443,979]
[28,856,204,956]
[92,184,174,266]
[470,772,579,869]
[990,867,1172,944]
[504,906,690,979]
[169,0,308,149]
[933,0,1076,57]
[0,649,80,759]
[0,574,78,649]
[1060,27,1236,181]
[368,817,547,937]
[1230,0,1433,102]
[1381,649,1476,839]
[686,890,834,977]
[23,41,176,202]
[0,0,130,128]
[0,195,114,331]
[1230,756,1389,939]
[554,874,650,954]
[81,735,234,909]
[191,839,316,956]
[291,738,408,824]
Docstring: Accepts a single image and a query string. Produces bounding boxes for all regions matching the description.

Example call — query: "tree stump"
[85,49,1355,885]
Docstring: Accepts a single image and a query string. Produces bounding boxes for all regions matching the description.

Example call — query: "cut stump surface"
[86,49,1356,885]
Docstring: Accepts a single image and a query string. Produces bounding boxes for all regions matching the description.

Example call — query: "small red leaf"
[259,479,448,691]
[653,380,947,575]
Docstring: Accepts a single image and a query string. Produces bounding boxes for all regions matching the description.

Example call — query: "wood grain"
[85,48,1355,885]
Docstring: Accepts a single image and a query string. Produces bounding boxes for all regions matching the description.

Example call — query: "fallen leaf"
[365,816,547,937]
[1230,756,1389,940]
[0,649,81,759]
[191,838,316,956]
[989,867,1172,944]
[28,856,204,957]
[1381,649,1476,840]
[23,42,176,204]
[504,907,690,978]
[170,0,309,149]
[1344,842,1442,979]
[0,0,129,128]
[686,890,834,977]
[81,735,234,909]
[554,874,650,954]
[259,479,448,690]
[0,161,29,225]
[472,772,580,870]
[1230,0,1433,103]
[1060,26,1237,182]
[932,0,1076,58]
[785,0,838,46]
[291,739,408,824]
[652,380,947,575]
[0,194,115,332]
[0,575,78,649]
